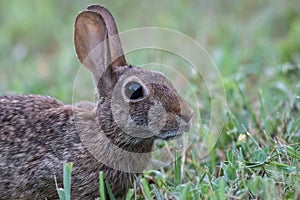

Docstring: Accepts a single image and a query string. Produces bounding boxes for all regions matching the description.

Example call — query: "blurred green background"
[1,0,299,102]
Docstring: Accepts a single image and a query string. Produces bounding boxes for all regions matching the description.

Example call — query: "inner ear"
[74,6,129,98]
[74,11,111,82]
[86,5,127,67]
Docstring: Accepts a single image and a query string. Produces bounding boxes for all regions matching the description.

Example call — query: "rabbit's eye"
[124,82,144,100]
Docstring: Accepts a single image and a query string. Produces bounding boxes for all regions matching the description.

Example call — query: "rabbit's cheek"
[128,101,153,127]
[147,102,168,134]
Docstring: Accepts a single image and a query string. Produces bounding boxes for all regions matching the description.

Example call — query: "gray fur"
[0,95,133,199]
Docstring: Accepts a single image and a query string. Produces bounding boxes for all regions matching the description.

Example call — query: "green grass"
[56,162,73,200]
[1,0,300,199]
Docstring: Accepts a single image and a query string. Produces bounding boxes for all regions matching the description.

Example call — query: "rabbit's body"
[0,4,193,199]
[0,94,137,199]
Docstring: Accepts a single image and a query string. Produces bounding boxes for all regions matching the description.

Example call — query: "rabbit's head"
[74,5,193,143]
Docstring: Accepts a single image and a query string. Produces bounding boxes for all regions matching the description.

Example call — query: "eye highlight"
[124,81,145,100]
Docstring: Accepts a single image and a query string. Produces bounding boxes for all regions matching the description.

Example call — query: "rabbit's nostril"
[179,102,194,124]
[180,110,194,124]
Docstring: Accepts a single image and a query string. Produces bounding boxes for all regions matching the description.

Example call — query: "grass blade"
[99,171,106,200]
[105,180,116,200]
[140,178,152,200]
[151,184,162,200]
[57,188,66,200]
[125,189,134,200]
[174,151,181,186]
[63,162,73,200]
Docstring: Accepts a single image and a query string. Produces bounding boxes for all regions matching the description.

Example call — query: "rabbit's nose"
[181,111,194,124]
[180,103,194,123]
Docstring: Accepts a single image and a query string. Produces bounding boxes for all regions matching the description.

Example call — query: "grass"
[1,0,300,199]
[56,162,73,200]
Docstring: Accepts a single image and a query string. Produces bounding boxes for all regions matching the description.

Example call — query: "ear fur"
[86,5,127,67]
[74,6,127,97]
[74,11,110,82]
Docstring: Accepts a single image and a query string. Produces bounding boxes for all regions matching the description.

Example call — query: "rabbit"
[0,4,193,200]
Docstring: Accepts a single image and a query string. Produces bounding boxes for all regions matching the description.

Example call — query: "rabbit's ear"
[74,11,110,81]
[86,5,127,67]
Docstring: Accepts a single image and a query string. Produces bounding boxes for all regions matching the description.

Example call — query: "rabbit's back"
[0,94,73,151]
[0,94,130,199]
[0,95,76,199]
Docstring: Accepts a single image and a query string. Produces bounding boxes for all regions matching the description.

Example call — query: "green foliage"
[104,178,116,200]
[279,19,300,62]
[99,171,116,200]
[174,151,182,186]
[140,178,153,200]
[99,171,106,200]
[56,162,73,200]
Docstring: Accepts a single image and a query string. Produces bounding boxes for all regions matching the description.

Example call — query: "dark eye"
[124,82,145,100]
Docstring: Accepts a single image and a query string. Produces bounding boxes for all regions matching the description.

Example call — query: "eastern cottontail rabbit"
[0,4,193,199]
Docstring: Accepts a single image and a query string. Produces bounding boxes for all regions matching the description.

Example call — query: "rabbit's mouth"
[156,123,190,140]
[157,119,191,140]
[156,130,184,140]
